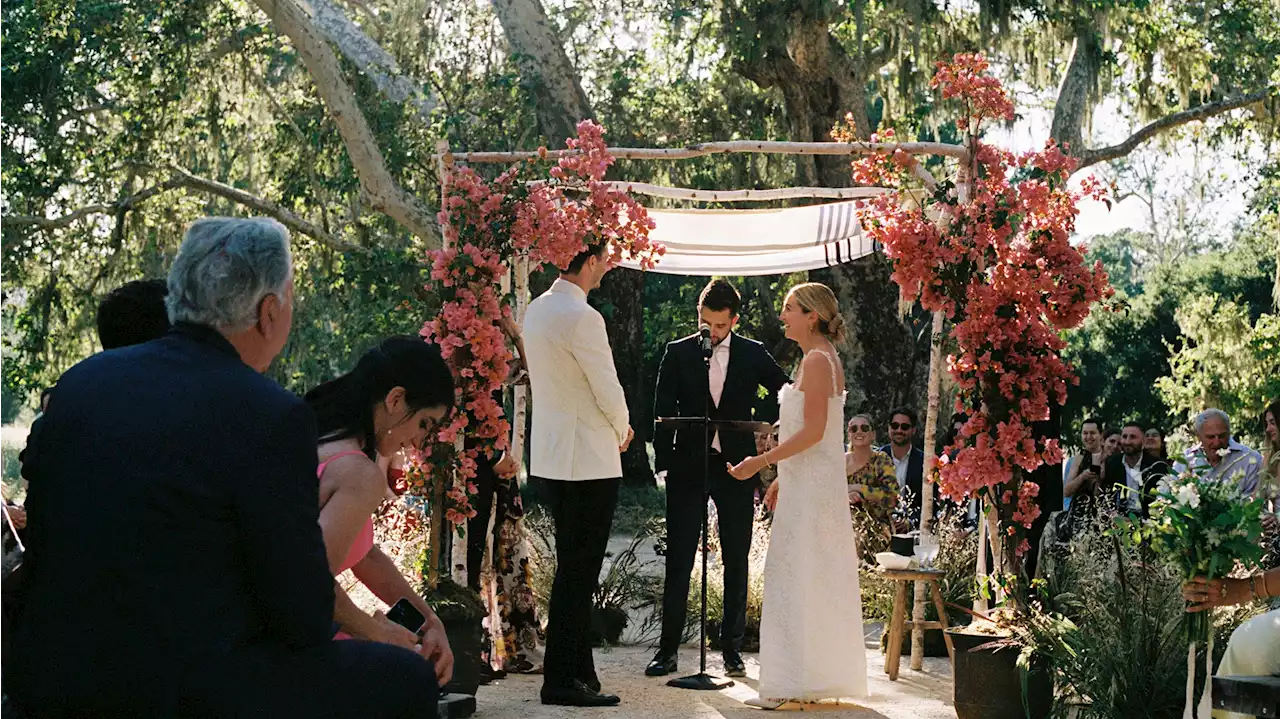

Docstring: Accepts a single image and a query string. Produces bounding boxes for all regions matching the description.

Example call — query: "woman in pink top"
[304,336,456,685]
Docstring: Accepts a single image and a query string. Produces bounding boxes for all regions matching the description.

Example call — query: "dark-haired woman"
[306,335,456,686]
[1144,426,1170,463]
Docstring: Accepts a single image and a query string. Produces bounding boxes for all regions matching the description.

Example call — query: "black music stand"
[655,415,773,691]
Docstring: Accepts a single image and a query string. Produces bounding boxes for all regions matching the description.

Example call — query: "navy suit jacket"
[652,333,789,477]
[8,323,334,715]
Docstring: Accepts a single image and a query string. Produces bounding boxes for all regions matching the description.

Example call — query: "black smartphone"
[386,598,427,636]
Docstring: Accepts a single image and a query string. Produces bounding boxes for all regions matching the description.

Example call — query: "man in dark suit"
[1101,421,1170,519]
[647,280,789,679]
[6,218,439,718]
[878,406,926,526]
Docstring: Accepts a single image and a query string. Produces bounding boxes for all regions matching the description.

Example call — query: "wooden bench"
[877,567,955,681]
[1213,676,1280,718]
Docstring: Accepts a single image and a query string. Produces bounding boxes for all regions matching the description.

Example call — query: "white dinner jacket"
[523,278,630,481]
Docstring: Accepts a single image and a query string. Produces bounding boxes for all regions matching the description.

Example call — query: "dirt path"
[472,624,955,719]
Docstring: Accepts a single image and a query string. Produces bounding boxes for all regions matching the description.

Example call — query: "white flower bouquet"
[1127,466,1266,718]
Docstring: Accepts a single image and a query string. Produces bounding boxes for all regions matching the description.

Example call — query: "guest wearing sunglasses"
[845,415,901,533]
[877,407,925,528]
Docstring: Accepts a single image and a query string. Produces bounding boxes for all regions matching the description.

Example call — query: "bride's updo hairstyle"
[787,282,846,344]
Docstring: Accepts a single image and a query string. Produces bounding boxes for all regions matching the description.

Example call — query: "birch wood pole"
[538,181,891,203]
[909,158,951,670]
[439,140,969,164]
[427,139,452,589]
[510,255,531,479]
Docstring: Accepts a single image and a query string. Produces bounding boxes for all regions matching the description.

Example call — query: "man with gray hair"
[8,218,439,718]
[1183,408,1264,497]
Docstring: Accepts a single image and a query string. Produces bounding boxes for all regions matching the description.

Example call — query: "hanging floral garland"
[841,54,1113,565]
[405,120,662,533]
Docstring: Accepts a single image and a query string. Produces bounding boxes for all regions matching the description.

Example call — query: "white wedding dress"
[758,350,868,702]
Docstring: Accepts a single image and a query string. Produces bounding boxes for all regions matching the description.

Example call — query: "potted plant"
[423,577,488,698]
[589,520,662,646]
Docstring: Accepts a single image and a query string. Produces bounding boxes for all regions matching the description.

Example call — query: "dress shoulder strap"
[317,449,369,479]
[800,349,842,396]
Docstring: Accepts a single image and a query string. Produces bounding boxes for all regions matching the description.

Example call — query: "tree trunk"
[253,0,439,246]
[725,6,920,417]
[1049,24,1103,155]
[811,254,918,415]
[489,0,591,144]
[599,268,654,487]
[491,0,654,487]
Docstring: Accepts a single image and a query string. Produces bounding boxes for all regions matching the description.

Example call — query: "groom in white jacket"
[523,242,633,707]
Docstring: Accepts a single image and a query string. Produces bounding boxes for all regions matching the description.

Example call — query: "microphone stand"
[668,332,733,691]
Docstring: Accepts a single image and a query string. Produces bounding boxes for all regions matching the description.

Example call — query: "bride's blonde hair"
[787,282,846,343]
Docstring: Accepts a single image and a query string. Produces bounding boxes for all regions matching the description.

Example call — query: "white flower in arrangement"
[1206,528,1223,547]
[1175,484,1201,509]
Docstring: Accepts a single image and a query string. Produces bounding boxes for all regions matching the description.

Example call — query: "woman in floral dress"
[845,413,900,533]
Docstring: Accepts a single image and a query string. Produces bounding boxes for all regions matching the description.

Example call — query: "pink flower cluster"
[853,55,1113,559]
[931,53,1015,125]
[413,121,663,502]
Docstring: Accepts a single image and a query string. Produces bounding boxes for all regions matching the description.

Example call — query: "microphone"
[698,324,713,359]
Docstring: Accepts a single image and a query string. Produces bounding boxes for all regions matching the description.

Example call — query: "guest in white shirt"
[1182,408,1264,498]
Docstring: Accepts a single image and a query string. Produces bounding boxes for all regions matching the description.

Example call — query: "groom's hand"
[620,425,634,453]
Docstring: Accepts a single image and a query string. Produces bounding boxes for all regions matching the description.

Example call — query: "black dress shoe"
[645,652,678,677]
[541,680,621,707]
[582,676,602,693]
[723,650,747,678]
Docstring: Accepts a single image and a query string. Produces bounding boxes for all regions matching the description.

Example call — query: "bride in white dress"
[727,282,868,708]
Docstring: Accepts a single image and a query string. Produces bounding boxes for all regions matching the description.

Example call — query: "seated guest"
[845,414,899,532]
[1261,400,1278,509]
[1063,417,1104,511]
[1100,421,1169,518]
[6,217,440,718]
[1102,426,1121,459]
[1144,426,1170,463]
[1181,568,1280,719]
[97,278,171,349]
[877,407,925,526]
[1183,408,1264,497]
[305,336,455,680]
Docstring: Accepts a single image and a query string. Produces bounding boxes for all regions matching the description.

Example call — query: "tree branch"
[1074,88,1277,171]
[3,168,364,254]
[166,166,362,252]
[253,0,441,246]
[298,0,437,121]
[2,179,183,231]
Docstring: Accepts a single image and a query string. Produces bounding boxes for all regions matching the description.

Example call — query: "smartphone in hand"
[386,598,427,636]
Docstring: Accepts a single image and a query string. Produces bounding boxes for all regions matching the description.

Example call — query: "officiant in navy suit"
[647,280,790,679]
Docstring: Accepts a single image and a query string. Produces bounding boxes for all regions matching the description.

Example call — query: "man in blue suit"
[7,218,439,718]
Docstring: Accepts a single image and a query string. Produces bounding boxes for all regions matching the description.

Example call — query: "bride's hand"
[727,456,766,481]
[764,481,779,511]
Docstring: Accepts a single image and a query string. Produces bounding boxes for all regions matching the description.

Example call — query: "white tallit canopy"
[618,199,880,276]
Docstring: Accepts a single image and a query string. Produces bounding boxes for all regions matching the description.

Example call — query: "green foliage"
[1063,224,1277,440]
[1155,296,1280,429]
[1028,517,1265,718]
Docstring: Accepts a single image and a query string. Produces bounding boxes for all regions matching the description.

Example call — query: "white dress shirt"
[708,337,730,451]
[1123,456,1143,513]
[890,449,910,490]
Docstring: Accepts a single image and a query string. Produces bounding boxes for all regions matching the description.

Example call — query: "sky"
[987,93,1257,240]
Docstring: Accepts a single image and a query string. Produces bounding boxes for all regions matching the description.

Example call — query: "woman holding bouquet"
[1182,569,1280,719]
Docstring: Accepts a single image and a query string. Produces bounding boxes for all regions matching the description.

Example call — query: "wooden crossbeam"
[437,140,968,163]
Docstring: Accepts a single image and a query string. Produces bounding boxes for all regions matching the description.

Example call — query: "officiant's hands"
[727,455,767,481]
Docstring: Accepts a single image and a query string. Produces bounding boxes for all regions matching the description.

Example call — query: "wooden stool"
[877,567,955,681]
